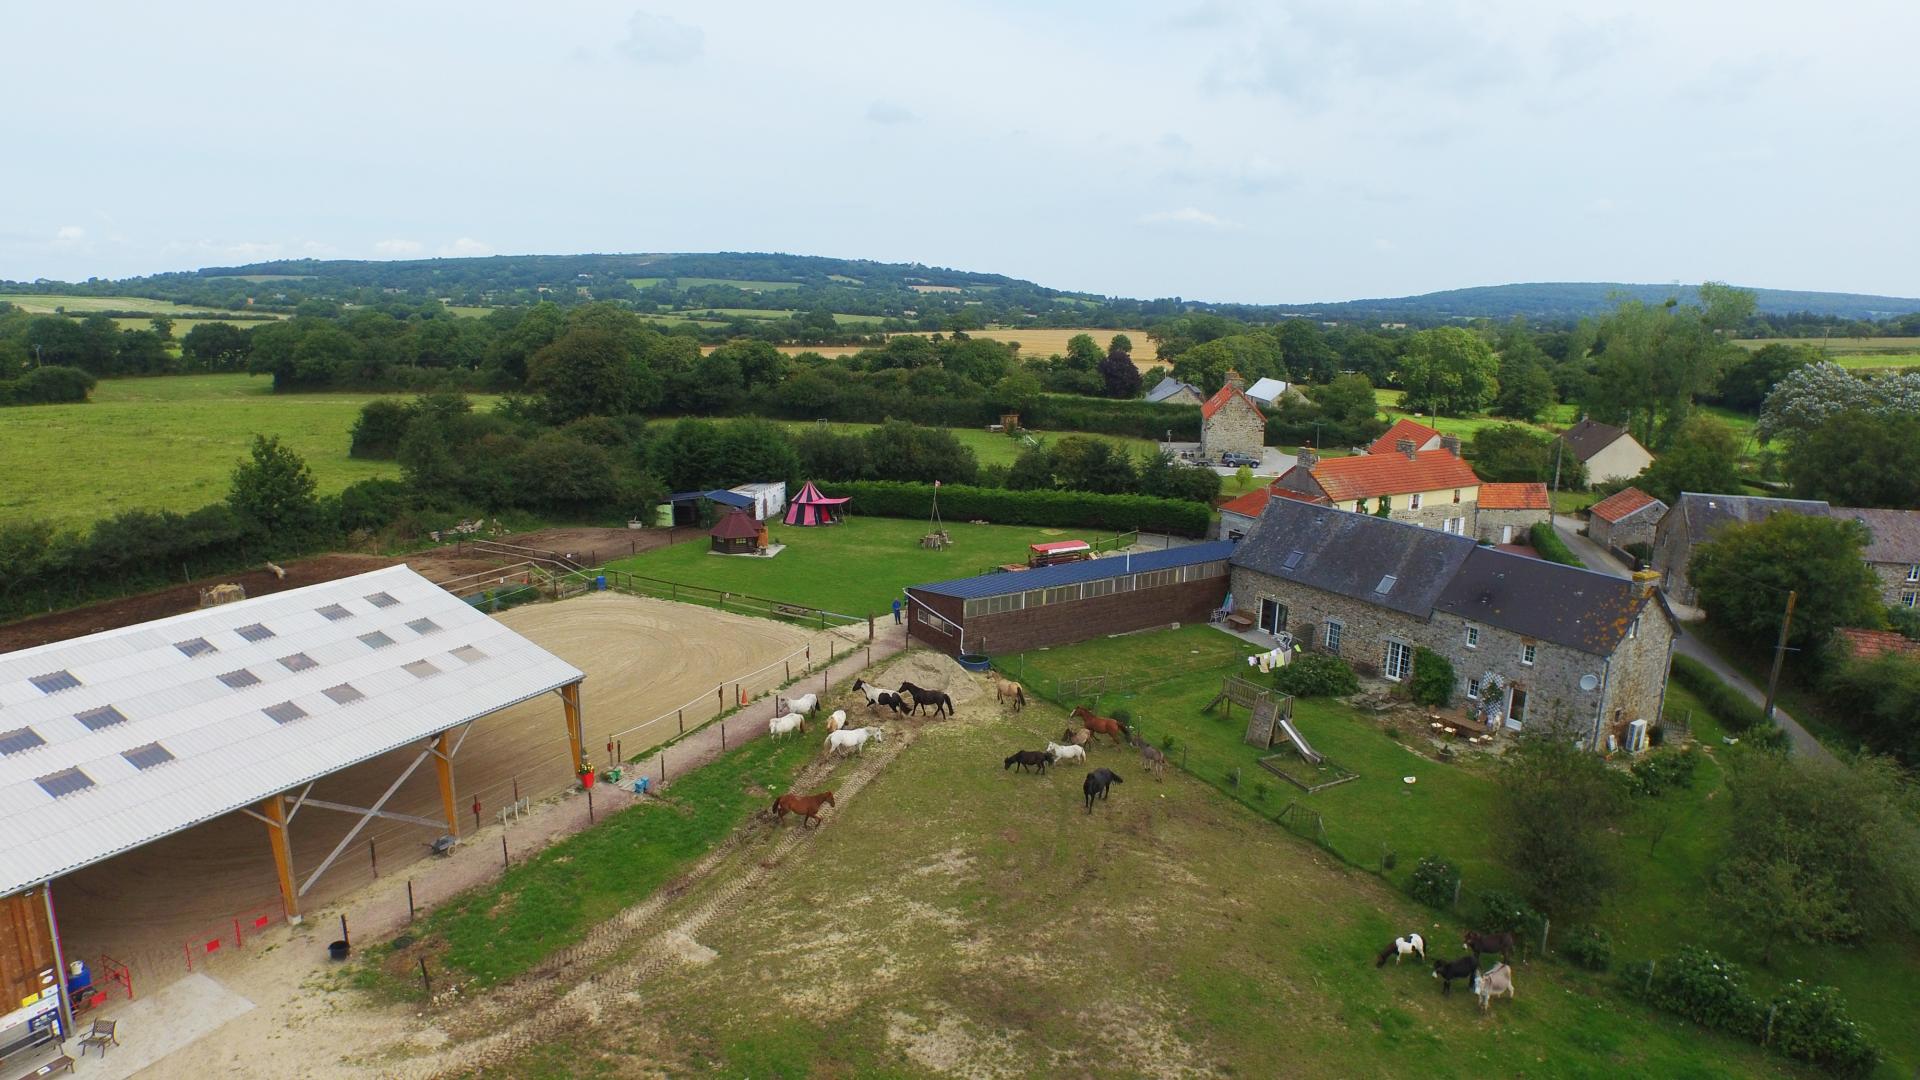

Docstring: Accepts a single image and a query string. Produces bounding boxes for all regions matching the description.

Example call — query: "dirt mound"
[872,651,993,714]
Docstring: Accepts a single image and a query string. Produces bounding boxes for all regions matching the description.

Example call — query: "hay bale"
[198,583,247,608]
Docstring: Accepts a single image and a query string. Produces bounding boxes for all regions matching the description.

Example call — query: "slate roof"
[1557,418,1636,462]
[1201,382,1265,423]
[1144,376,1202,404]
[1231,499,1475,618]
[1367,418,1443,456]
[1234,500,1657,655]
[1589,487,1665,524]
[1302,450,1482,502]
[908,542,1236,601]
[1671,492,1832,542]
[1840,508,1920,564]
[1479,482,1550,510]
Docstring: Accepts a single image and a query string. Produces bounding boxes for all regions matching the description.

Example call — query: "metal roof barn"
[910,542,1236,601]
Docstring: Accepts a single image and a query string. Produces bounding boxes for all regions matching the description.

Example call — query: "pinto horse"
[772,790,835,828]
[1072,706,1130,746]
[897,681,956,717]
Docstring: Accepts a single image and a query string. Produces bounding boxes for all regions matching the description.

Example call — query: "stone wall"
[1591,511,1658,553]
[1476,507,1548,544]
[1201,396,1265,459]
[1650,513,1698,604]
[1594,599,1676,745]
[1869,562,1920,608]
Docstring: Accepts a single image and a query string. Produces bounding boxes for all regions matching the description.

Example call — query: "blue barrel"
[595,575,607,591]
[957,654,992,673]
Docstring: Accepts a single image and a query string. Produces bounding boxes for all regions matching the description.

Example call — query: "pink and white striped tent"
[783,481,851,526]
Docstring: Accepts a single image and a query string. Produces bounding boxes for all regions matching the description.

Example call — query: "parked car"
[1219,451,1262,468]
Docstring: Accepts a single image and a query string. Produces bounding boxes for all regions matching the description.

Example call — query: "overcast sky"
[5,1,1916,303]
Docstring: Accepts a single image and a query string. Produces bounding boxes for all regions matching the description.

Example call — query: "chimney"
[1440,434,1462,457]
[1224,369,1246,392]
[1297,447,1319,470]
[1397,438,1417,460]
[1631,568,1660,599]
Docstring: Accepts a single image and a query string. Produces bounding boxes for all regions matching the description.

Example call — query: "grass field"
[0,373,499,529]
[627,276,802,291]
[0,293,236,315]
[1732,336,1920,369]
[108,316,277,336]
[648,416,1157,470]
[1009,625,1920,1074]
[476,654,1796,1078]
[604,515,1119,616]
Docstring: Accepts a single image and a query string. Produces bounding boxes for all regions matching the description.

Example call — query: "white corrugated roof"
[1245,377,1290,402]
[0,565,584,897]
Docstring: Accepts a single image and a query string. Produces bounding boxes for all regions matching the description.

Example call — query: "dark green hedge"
[1529,521,1584,567]
[0,365,95,406]
[834,481,1211,536]
[1669,654,1768,734]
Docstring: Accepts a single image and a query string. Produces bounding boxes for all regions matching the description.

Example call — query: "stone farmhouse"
[1650,493,1920,608]
[1198,370,1266,461]
[1231,497,1677,749]
[1144,376,1204,405]
[1587,487,1666,556]
[1476,482,1551,545]
[1271,442,1482,534]
[1558,418,1654,485]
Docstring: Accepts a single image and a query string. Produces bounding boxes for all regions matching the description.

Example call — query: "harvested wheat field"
[702,328,1160,369]
[49,591,825,995]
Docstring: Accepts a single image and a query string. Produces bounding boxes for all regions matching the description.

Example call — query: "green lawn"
[605,515,1111,617]
[0,293,225,315]
[627,276,802,291]
[657,417,1157,470]
[1010,625,1920,1075]
[0,373,497,529]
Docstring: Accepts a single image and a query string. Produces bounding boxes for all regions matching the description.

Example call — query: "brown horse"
[771,790,836,828]
[1059,726,1093,748]
[1072,706,1130,746]
[991,674,1028,711]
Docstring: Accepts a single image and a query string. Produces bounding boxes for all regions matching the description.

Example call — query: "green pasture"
[1734,335,1920,356]
[1371,388,1577,442]
[442,304,493,317]
[0,293,228,315]
[0,373,498,529]
[484,650,1794,1078]
[776,418,1155,469]
[1010,625,1920,1074]
[605,514,1118,616]
[627,276,802,291]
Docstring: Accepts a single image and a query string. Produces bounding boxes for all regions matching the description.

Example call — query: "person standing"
[891,597,903,625]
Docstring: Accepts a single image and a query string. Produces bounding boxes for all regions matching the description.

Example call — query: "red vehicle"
[1028,540,1092,568]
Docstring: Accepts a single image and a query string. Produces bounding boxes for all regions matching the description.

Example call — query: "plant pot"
[579,770,596,790]
[328,940,350,962]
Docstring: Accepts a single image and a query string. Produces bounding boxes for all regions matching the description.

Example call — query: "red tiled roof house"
[1587,486,1667,554]
[1476,482,1551,545]
[1272,441,1482,535]
[1199,370,1266,462]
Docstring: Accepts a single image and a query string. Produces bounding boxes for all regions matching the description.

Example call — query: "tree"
[1470,424,1586,486]
[1697,280,1758,332]
[1273,319,1339,383]
[1716,343,1814,413]
[1050,436,1138,494]
[1714,854,1856,966]
[1398,328,1499,416]
[1491,735,1629,915]
[989,370,1043,414]
[530,328,643,422]
[710,339,787,392]
[1107,333,1133,357]
[227,435,324,543]
[1064,333,1103,371]
[1633,415,1743,504]
[1099,344,1142,399]
[1580,295,1736,447]
[1136,451,1222,503]
[1783,410,1920,509]
[181,321,250,371]
[1493,353,1557,422]
[1307,373,1378,434]
[1758,362,1920,443]
[1689,512,1881,652]
[1170,334,1286,393]
[862,421,979,484]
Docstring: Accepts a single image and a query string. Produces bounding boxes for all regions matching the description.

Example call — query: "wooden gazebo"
[709,508,766,554]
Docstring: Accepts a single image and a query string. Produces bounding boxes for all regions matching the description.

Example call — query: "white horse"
[1045,741,1088,767]
[781,692,819,716]
[825,709,848,733]
[1473,963,1515,1011]
[769,714,807,740]
[825,726,884,757]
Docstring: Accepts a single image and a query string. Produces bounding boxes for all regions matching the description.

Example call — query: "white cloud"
[1140,207,1234,229]
[619,11,704,65]
[53,225,86,246]
[441,237,493,257]
[373,239,424,257]
[866,100,917,125]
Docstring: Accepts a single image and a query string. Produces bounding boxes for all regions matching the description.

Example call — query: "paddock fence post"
[1451,880,1461,911]
[1539,916,1550,959]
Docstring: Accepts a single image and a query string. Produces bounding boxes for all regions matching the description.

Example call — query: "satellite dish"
[1579,674,1600,691]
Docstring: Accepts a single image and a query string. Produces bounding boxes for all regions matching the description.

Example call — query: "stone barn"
[904,542,1235,656]
[1587,487,1666,558]
[1199,370,1266,462]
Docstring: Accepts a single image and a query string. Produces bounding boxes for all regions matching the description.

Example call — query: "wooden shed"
[709,508,767,554]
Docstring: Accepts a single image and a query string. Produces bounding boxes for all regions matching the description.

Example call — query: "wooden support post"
[261,794,301,924]
[561,682,585,774]
[434,730,459,840]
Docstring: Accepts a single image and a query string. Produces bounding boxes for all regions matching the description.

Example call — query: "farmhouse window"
[1453,489,1462,503]
[450,644,487,664]
[75,705,128,731]
[1628,617,1640,639]
[1442,517,1463,535]
[1384,640,1413,682]
[1903,591,1918,609]
[235,623,275,642]
[1409,493,1423,510]
[1323,621,1343,652]
[1465,626,1479,649]
[122,742,175,770]
[1908,565,1919,582]
[1522,644,1537,666]
[1467,677,1481,699]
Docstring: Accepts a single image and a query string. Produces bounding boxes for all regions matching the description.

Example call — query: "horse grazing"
[1072,706,1130,746]
[1464,930,1516,965]
[1004,749,1051,774]
[780,692,819,716]
[852,678,891,710]
[825,727,884,757]
[1059,727,1092,748]
[1083,768,1123,812]
[991,674,1027,710]
[1133,735,1167,781]
[1045,741,1087,767]
[1375,933,1425,967]
[1472,963,1515,1011]
[897,682,956,717]
[825,709,848,734]
[1432,955,1478,994]
[772,790,835,828]
[768,713,808,740]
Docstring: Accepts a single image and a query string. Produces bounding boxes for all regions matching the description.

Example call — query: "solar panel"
[365,591,399,608]
[406,617,441,635]
[30,670,81,694]
[403,659,440,679]
[323,683,365,705]
[1282,550,1305,571]
[235,623,275,643]
[316,604,353,622]
[278,652,317,672]
[0,727,46,756]
[1375,574,1398,595]
[35,768,94,799]
[75,706,129,731]
[174,637,218,659]
[358,631,394,650]
[262,701,307,725]
[217,669,262,689]
[122,742,175,770]
[450,644,487,664]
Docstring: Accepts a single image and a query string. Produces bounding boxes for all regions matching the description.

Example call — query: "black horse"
[1004,749,1050,774]
[875,692,914,716]
[1432,955,1479,994]
[896,682,956,717]
[1083,768,1123,812]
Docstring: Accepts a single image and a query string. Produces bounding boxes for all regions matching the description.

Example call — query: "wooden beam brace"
[435,730,459,839]
[283,797,446,830]
[261,794,301,923]
[561,682,585,773]
[299,747,432,896]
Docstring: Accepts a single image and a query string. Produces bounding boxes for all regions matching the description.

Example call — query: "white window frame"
[1522,643,1537,666]
[1384,640,1413,682]
[1465,626,1479,649]
[1409,493,1423,510]
[1908,564,1919,583]
[1628,616,1640,639]
[1904,591,1919,609]
[1323,620,1343,652]
[1467,677,1481,700]
[1452,488,1462,504]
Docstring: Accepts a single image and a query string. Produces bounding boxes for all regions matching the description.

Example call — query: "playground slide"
[1278,717,1324,766]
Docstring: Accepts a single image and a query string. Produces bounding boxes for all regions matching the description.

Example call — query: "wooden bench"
[17,1055,74,1079]
[1225,612,1254,631]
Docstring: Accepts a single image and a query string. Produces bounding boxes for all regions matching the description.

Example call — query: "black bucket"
[328,940,350,962]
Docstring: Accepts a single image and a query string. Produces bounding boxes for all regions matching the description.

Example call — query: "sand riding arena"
[45,590,852,999]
